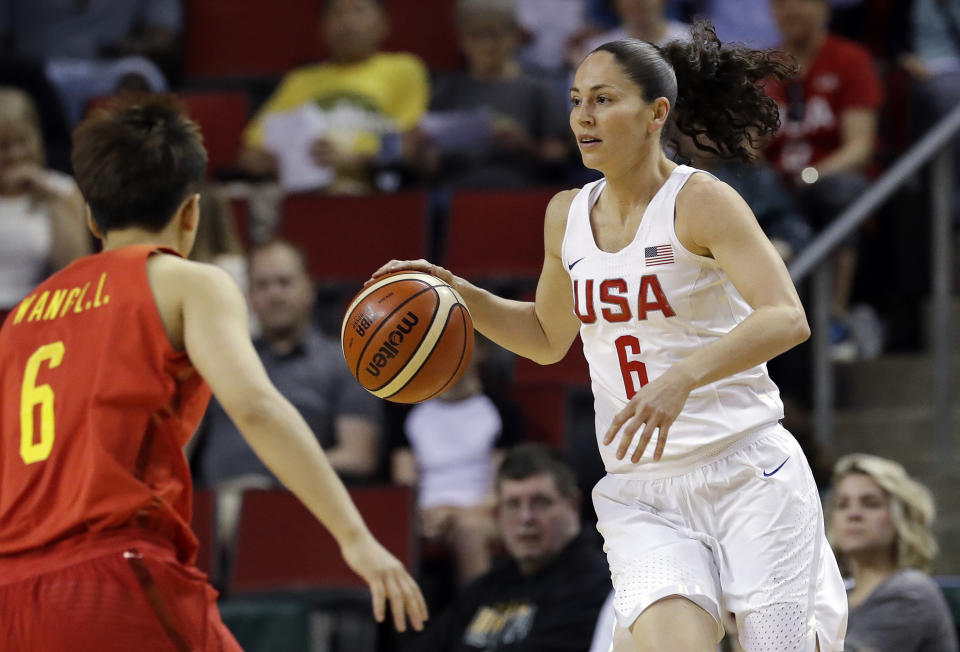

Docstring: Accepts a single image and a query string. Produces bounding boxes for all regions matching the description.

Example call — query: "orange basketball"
[341,271,474,403]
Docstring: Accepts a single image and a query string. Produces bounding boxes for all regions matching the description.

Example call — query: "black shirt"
[410,533,611,652]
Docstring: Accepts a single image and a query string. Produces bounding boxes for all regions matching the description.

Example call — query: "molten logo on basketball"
[342,271,474,403]
[364,311,419,377]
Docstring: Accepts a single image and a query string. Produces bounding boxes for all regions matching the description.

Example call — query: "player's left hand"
[340,534,429,633]
[603,367,694,462]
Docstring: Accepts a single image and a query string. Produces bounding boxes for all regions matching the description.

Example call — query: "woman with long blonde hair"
[829,454,958,651]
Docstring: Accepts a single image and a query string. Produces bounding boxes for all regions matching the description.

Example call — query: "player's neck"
[600,152,675,222]
[100,227,185,256]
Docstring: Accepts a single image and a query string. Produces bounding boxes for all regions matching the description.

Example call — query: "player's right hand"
[369,259,456,287]
[340,534,429,632]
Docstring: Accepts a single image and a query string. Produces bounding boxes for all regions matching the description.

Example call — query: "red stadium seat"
[185,0,459,79]
[509,385,569,449]
[228,486,416,594]
[513,336,590,387]
[184,0,322,78]
[179,92,249,174]
[85,93,248,177]
[191,489,217,580]
[279,192,429,283]
[0,309,9,327]
[445,188,560,279]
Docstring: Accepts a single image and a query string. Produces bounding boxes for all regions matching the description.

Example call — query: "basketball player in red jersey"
[0,95,427,650]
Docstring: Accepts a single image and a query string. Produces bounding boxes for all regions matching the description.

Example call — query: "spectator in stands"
[391,335,520,586]
[237,0,429,194]
[898,0,960,128]
[897,0,960,217]
[828,453,959,652]
[670,0,781,47]
[409,443,610,652]
[0,0,178,125]
[0,87,89,313]
[412,0,569,189]
[568,0,690,67]
[515,0,588,82]
[763,0,883,361]
[194,239,380,497]
[186,186,257,339]
[189,187,248,297]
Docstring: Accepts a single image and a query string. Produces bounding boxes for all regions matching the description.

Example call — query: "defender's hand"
[603,367,694,463]
[341,535,428,632]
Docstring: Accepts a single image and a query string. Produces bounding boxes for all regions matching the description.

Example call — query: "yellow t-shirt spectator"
[243,52,429,149]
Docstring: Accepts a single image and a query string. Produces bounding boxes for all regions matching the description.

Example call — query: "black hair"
[496,443,578,497]
[593,20,796,161]
[71,93,207,233]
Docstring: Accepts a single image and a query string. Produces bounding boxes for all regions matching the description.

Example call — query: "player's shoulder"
[677,171,754,244]
[679,171,740,208]
[541,188,582,248]
[544,188,581,225]
[147,254,238,297]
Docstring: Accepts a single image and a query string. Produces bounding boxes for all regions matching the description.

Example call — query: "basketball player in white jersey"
[375,21,847,652]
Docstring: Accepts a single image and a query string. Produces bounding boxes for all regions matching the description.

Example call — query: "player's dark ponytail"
[593,21,795,161]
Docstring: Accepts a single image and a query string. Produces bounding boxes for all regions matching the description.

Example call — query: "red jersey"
[765,34,883,175]
[0,245,211,566]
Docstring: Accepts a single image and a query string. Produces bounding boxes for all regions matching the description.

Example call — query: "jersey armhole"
[143,249,189,359]
[671,170,720,265]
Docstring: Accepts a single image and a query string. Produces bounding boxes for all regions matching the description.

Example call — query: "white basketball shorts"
[592,423,848,651]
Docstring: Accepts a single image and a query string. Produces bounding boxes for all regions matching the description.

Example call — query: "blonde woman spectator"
[829,454,959,652]
[0,87,89,312]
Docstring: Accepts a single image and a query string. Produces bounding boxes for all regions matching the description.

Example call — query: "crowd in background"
[1,0,959,650]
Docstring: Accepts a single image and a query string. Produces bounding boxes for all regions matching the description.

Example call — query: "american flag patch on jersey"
[645,244,674,266]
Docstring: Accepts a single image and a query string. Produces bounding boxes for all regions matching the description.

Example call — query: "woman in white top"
[376,22,846,652]
[0,87,89,312]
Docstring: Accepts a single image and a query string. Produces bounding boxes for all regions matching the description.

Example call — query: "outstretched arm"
[173,262,427,632]
[605,175,809,462]
[373,190,583,365]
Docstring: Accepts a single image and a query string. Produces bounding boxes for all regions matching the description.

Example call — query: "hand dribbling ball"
[341,271,474,403]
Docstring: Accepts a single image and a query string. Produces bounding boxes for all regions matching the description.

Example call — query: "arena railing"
[788,101,960,459]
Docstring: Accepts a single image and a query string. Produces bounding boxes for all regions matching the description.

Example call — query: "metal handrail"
[785,101,960,456]
[790,102,960,282]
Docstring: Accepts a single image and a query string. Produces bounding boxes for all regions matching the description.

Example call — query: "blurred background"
[1,0,958,650]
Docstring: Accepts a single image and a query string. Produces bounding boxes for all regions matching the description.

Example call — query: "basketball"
[340,271,474,403]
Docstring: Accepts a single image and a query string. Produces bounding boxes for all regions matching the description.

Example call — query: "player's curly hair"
[592,20,796,161]
[826,454,939,573]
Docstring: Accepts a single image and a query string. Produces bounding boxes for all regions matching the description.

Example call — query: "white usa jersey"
[561,165,783,475]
